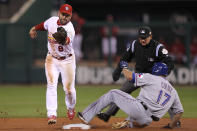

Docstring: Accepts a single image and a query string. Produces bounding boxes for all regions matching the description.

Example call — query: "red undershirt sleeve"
[34,22,46,31]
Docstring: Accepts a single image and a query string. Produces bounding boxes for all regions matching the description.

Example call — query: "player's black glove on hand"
[112,61,128,82]
[52,27,67,45]
[119,61,128,69]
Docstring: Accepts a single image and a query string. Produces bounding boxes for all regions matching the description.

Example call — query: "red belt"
[49,53,72,60]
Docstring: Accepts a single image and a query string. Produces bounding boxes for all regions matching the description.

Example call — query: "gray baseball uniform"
[80,73,184,127]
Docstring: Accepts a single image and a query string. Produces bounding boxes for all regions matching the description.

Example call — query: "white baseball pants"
[45,53,76,117]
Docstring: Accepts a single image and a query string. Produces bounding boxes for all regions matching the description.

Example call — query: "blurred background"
[0,0,197,85]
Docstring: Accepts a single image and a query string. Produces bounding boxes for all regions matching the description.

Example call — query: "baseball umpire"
[97,26,176,122]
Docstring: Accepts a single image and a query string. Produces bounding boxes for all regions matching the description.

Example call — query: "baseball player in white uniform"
[29,4,76,124]
[77,62,184,129]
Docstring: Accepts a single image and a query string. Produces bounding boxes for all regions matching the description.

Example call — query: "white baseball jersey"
[44,16,75,58]
[135,73,184,118]
[43,16,76,117]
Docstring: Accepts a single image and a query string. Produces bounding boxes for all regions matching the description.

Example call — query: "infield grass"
[0,84,196,118]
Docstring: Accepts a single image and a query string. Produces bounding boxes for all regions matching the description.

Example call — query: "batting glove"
[119,61,128,69]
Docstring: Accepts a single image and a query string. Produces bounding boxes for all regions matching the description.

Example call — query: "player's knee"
[47,83,57,89]
[108,89,122,99]
[63,81,71,90]
[136,123,150,128]
[64,83,76,93]
[141,118,152,127]
[137,117,152,128]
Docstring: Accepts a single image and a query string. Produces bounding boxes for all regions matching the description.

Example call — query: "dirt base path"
[0,117,196,131]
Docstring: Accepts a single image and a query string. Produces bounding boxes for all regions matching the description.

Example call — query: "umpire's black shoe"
[97,112,110,122]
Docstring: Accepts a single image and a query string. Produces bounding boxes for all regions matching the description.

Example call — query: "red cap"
[59,4,72,15]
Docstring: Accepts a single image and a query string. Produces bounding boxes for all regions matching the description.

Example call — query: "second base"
[62,123,91,130]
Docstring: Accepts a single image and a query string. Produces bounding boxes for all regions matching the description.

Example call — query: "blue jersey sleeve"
[129,72,136,83]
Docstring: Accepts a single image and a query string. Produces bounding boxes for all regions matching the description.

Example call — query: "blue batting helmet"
[152,62,168,76]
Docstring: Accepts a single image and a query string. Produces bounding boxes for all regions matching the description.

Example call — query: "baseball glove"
[52,27,67,45]
[112,120,130,129]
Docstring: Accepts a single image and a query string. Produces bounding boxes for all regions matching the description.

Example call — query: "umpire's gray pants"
[81,89,152,126]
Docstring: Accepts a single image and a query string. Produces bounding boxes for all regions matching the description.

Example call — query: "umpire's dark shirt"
[120,39,174,74]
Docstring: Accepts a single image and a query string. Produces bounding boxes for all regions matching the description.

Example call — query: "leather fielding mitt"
[52,27,67,45]
[112,120,130,129]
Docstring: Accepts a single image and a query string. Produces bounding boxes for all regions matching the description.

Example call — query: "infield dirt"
[0,117,196,131]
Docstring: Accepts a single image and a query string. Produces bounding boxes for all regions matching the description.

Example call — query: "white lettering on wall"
[76,66,197,85]
[178,68,190,84]
[167,71,177,84]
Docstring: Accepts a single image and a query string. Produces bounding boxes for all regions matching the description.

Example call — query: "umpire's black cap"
[138,26,152,39]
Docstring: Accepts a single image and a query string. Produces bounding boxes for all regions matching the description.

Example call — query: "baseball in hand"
[29,27,37,39]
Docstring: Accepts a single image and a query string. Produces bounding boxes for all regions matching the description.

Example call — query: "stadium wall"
[76,66,197,85]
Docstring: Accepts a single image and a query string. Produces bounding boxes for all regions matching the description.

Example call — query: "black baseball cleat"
[97,112,110,122]
[77,112,88,124]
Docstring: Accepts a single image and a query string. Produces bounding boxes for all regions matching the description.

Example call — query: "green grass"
[0,84,196,118]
